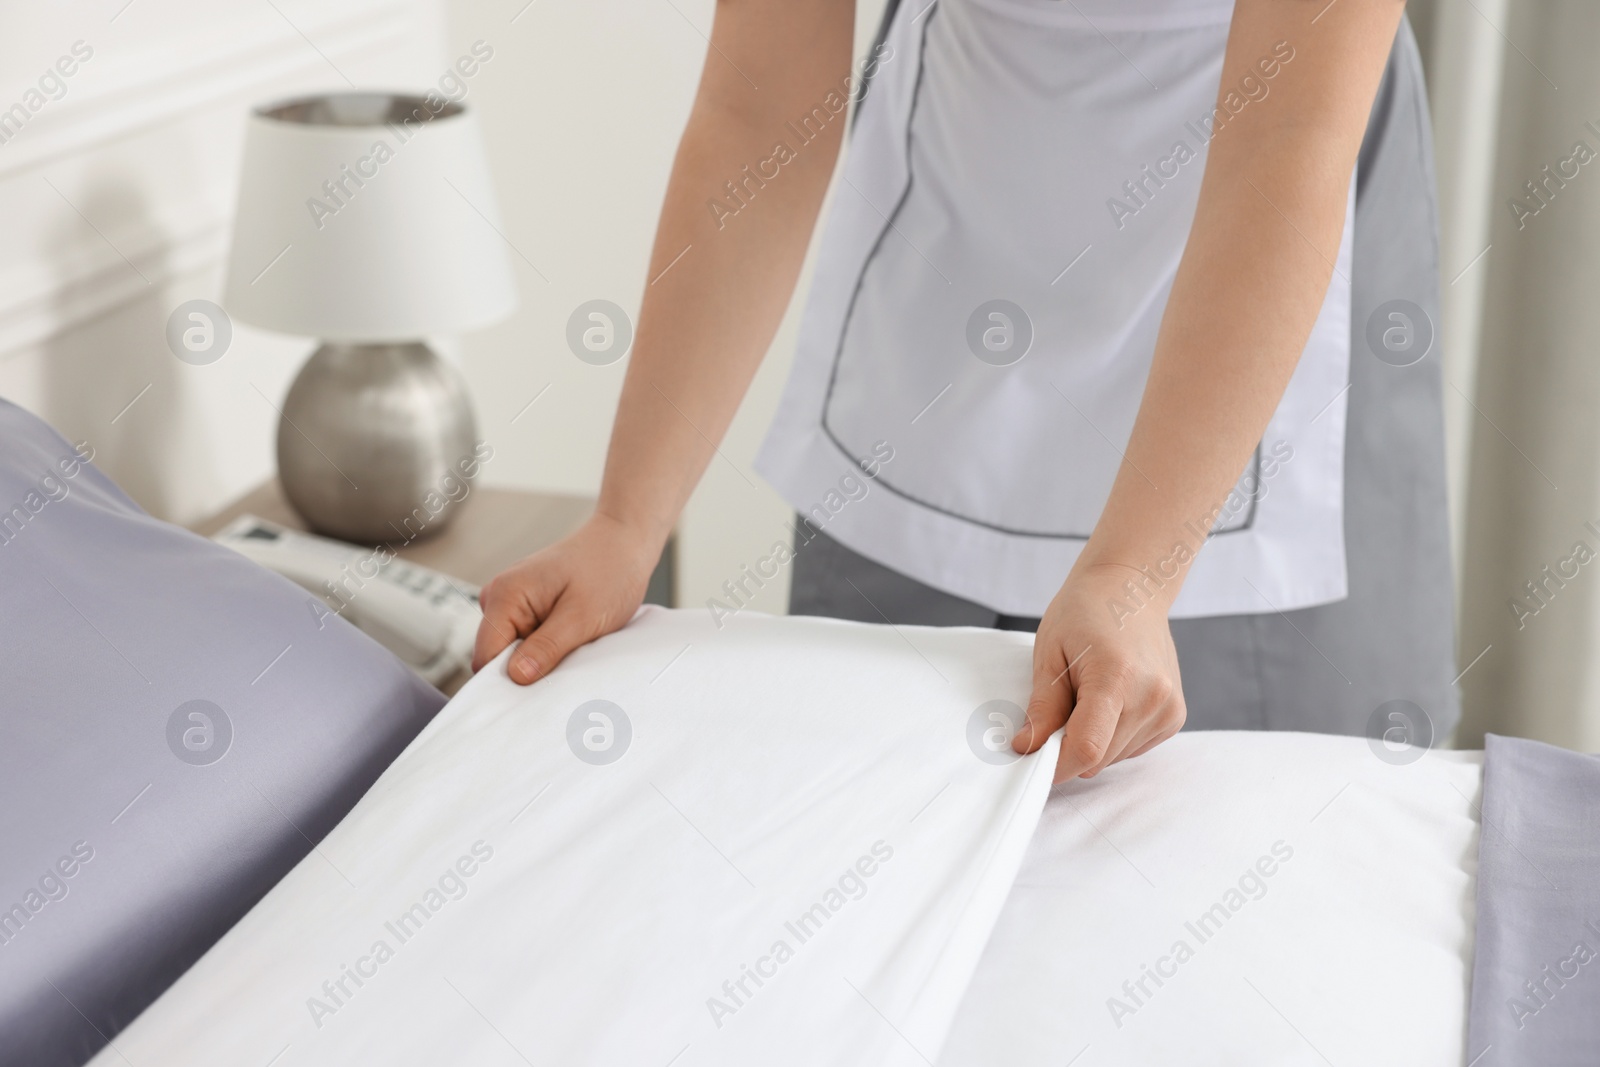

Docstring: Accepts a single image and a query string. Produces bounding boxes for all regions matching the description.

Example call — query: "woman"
[473,0,1458,782]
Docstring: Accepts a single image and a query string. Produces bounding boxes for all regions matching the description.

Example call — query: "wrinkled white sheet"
[93,610,1482,1067]
[941,732,1482,1067]
[93,608,1060,1067]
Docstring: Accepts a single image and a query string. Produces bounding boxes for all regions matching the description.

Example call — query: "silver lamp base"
[277,342,478,544]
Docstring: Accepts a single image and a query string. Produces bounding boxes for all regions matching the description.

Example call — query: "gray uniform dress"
[789,16,1459,740]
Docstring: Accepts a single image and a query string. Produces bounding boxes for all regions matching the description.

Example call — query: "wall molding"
[0,4,416,180]
[0,216,228,361]
[0,0,422,360]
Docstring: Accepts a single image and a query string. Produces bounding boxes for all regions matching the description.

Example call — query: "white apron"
[755,0,1355,618]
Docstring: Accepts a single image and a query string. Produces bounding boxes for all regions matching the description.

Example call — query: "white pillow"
[92,608,1059,1067]
[940,732,1482,1066]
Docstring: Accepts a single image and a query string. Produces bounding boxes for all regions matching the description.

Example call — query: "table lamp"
[222,91,516,543]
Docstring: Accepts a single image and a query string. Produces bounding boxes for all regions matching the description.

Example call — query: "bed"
[74,606,1597,1067]
[4,400,1594,1066]
[0,400,446,1066]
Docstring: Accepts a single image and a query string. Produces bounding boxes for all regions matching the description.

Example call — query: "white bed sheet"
[941,732,1482,1067]
[91,609,1482,1067]
[91,608,1060,1067]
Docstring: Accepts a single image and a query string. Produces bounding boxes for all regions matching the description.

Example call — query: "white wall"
[0,0,446,523]
[440,0,889,615]
[2,0,887,618]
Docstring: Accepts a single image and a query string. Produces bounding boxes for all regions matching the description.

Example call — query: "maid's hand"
[1012,562,1187,782]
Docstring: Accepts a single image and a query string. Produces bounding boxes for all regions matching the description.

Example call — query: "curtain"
[1420,0,1600,751]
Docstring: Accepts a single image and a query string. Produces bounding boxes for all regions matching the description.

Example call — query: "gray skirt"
[788,19,1459,741]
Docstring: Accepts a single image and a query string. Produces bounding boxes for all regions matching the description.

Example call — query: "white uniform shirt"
[755,0,1355,618]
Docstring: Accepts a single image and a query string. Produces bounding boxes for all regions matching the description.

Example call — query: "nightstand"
[191,478,675,691]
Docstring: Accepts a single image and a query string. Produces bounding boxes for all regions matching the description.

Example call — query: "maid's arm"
[1014,0,1410,781]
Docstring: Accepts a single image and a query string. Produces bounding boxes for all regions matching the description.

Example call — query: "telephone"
[212,515,481,688]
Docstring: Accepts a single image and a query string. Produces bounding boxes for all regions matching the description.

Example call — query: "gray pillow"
[0,399,446,1066]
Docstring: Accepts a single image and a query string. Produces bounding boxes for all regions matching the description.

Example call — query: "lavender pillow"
[0,399,445,1065]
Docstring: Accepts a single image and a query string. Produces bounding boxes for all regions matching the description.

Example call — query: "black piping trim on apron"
[817,0,1261,542]
[849,0,904,131]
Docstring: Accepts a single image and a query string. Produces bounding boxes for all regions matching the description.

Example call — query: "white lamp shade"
[222,92,517,341]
